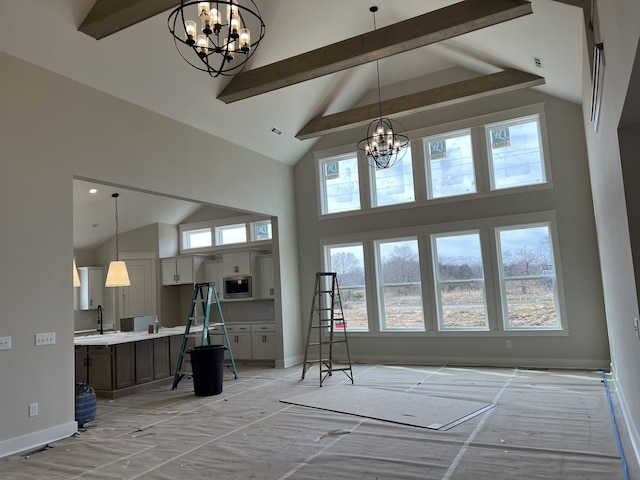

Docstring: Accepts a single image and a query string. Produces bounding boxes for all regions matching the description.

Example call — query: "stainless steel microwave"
[223,275,252,300]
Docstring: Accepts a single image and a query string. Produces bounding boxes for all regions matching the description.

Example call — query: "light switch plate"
[35,332,55,346]
[0,336,11,350]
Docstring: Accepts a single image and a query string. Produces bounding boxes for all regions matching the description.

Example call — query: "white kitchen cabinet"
[75,266,104,310]
[226,324,252,359]
[119,259,156,318]
[203,260,225,294]
[251,323,276,360]
[223,252,257,276]
[161,256,205,285]
[258,255,275,298]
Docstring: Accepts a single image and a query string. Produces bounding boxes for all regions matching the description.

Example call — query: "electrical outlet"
[0,336,11,350]
[35,332,56,346]
[29,403,38,417]
[506,340,512,348]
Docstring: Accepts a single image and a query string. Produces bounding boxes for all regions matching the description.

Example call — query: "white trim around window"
[319,210,567,337]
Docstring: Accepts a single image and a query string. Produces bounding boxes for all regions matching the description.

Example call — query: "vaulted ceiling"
[0,0,588,249]
[0,0,587,167]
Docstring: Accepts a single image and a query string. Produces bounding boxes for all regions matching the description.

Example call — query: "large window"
[316,108,549,218]
[425,130,475,199]
[376,238,423,330]
[322,217,564,334]
[487,115,546,190]
[432,232,488,330]
[496,224,560,329]
[371,149,415,207]
[320,154,360,214]
[326,244,367,330]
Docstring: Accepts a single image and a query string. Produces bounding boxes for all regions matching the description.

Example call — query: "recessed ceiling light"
[89,188,98,194]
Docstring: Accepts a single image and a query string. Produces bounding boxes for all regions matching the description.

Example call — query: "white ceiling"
[0,0,586,250]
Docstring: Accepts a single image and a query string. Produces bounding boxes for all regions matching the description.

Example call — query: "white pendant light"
[105,193,130,287]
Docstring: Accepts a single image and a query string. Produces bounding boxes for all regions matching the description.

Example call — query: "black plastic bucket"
[190,345,226,396]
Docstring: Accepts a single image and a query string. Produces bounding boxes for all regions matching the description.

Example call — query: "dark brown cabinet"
[75,345,88,383]
[135,339,154,384]
[74,334,182,398]
[114,343,135,389]
[153,337,170,379]
[87,346,113,391]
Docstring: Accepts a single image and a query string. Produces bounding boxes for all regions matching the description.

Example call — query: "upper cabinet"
[161,256,206,285]
[259,255,275,298]
[75,266,104,310]
[223,252,258,276]
[203,260,225,292]
[120,259,156,318]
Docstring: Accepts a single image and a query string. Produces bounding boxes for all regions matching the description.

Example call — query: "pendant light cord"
[113,193,120,261]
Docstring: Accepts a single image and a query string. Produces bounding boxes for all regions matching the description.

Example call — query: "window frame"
[317,152,362,216]
[485,114,548,191]
[319,211,567,337]
[181,227,212,250]
[179,215,273,254]
[424,128,477,200]
[323,242,368,332]
[369,148,416,208]
[431,230,490,332]
[314,104,552,220]
[374,237,424,332]
[495,222,563,331]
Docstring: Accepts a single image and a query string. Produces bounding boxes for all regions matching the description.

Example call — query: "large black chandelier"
[168,1,266,77]
[356,6,409,169]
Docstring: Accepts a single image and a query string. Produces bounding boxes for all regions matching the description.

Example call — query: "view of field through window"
[327,223,559,331]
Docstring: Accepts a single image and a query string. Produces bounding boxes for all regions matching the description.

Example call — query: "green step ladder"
[172,282,238,390]
[301,272,354,386]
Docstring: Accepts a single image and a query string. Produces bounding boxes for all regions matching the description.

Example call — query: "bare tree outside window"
[498,225,560,328]
[433,233,488,329]
[328,245,367,330]
[378,239,423,330]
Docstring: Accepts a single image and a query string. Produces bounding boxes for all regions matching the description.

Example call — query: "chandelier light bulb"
[198,2,210,17]
[184,20,197,44]
[239,28,250,51]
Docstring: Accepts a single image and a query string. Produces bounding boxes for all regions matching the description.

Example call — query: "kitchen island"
[74,327,187,399]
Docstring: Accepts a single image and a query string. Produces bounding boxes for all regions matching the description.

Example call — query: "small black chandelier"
[357,6,409,169]
[168,1,266,77]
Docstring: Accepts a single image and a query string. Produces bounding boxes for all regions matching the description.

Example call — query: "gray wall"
[0,51,301,457]
[581,0,640,460]
[294,87,609,369]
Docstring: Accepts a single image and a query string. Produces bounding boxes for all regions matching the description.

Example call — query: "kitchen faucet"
[97,304,103,335]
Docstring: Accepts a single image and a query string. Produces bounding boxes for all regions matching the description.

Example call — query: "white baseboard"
[0,422,77,459]
[332,354,609,371]
[609,368,640,471]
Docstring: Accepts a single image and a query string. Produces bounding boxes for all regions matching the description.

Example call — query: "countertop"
[74,326,190,346]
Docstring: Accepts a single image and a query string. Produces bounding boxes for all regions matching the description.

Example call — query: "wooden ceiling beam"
[296,69,545,140]
[79,0,179,40]
[218,0,533,104]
